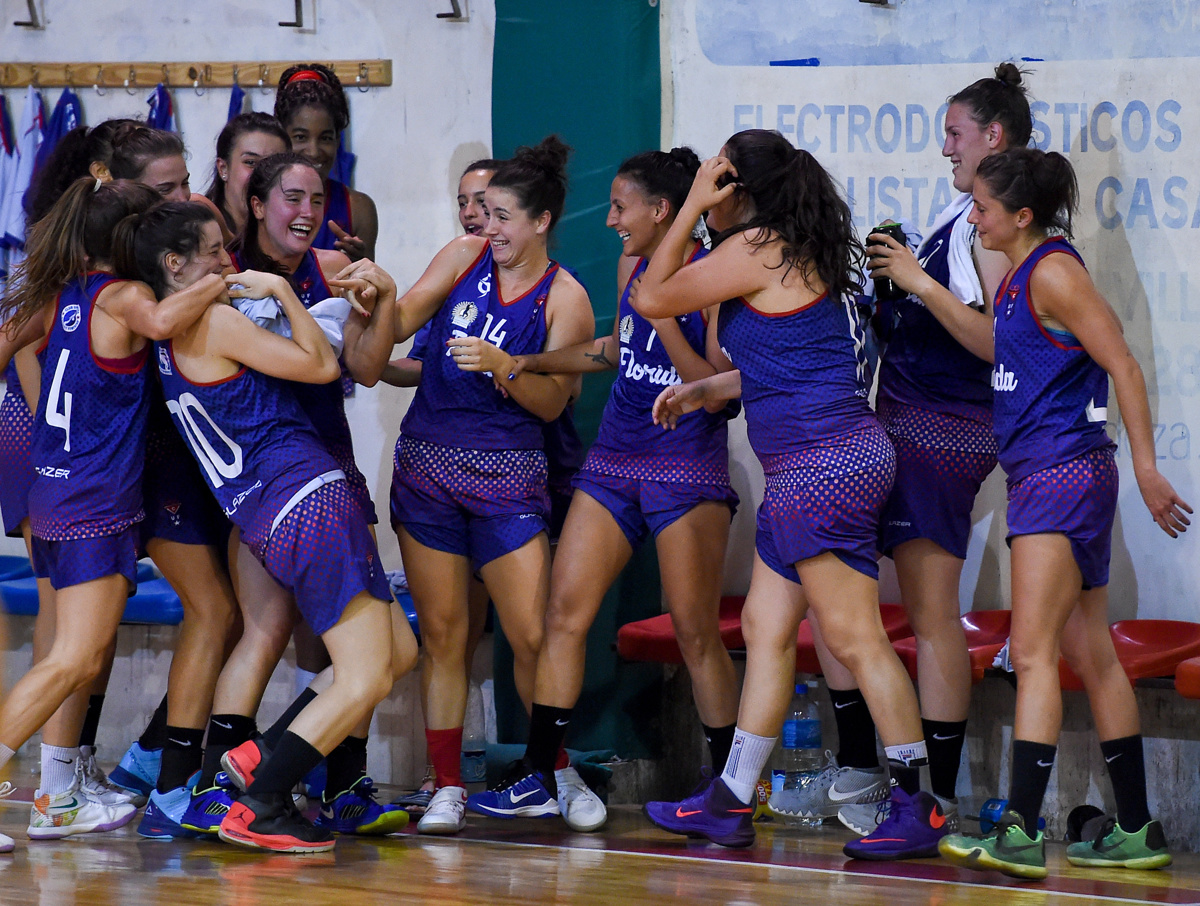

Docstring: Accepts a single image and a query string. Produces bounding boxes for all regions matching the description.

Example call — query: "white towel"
[920,192,984,310]
[233,293,351,357]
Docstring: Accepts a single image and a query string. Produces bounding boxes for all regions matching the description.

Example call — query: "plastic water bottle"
[780,682,823,827]
[979,797,1046,833]
[461,681,487,786]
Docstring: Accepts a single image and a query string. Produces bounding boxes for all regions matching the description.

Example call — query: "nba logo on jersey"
[1004,284,1020,319]
[477,272,491,296]
[452,300,479,329]
[61,304,82,333]
[619,315,634,344]
[157,346,172,376]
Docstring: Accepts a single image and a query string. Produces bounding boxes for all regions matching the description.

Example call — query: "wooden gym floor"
[0,789,1197,905]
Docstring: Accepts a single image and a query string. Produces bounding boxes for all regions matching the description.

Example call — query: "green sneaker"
[1065,818,1172,870]
[938,810,1047,880]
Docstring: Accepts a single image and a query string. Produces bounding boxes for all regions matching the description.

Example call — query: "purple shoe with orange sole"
[644,777,756,848]
[842,787,949,861]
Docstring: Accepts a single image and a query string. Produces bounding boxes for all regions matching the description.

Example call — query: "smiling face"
[967,180,1026,253]
[284,104,339,182]
[168,219,232,291]
[138,154,191,202]
[482,186,548,266]
[943,102,1003,194]
[219,130,290,228]
[251,164,326,261]
[458,168,495,235]
[606,175,668,260]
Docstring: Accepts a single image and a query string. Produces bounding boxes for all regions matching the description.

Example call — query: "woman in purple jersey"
[275,64,377,261]
[639,130,943,861]
[0,179,224,848]
[342,136,593,835]
[204,112,291,237]
[115,201,416,852]
[812,64,1034,835]
[469,148,739,830]
[934,149,1188,879]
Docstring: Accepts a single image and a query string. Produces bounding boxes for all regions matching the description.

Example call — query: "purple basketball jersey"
[311,178,353,252]
[0,359,34,536]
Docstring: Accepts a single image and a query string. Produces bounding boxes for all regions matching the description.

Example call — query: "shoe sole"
[416,818,465,835]
[108,766,154,799]
[467,802,559,819]
[218,824,335,853]
[843,841,942,861]
[643,806,755,848]
[319,809,411,836]
[562,811,607,833]
[221,747,260,794]
[137,819,201,840]
[939,839,1047,880]
[28,807,138,840]
[1066,852,1172,870]
[837,811,879,836]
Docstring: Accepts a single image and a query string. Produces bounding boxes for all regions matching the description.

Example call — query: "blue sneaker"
[138,786,201,840]
[110,742,161,800]
[842,788,948,861]
[644,777,756,848]
[181,773,236,835]
[466,771,559,819]
[315,776,410,835]
[302,760,327,801]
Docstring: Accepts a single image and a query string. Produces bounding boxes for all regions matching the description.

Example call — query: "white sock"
[294,667,319,698]
[0,743,15,773]
[720,728,776,804]
[884,740,929,766]
[40,744,78,795]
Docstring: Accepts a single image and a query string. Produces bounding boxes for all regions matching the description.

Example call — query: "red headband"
[286,69,327,86]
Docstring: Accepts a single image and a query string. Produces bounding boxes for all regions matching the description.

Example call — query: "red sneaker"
[218,792,335,853]
[220,737,269,793]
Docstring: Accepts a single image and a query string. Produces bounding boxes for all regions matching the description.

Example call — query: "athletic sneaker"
[221,737,269,792]
[315,776,410,835]
[27,782,138,839]
[78,745,142,808]
[938,809,1047,880]
[555,766,606,832]
[391,765,435,813]
[108,741,161,802]
[181,773,237,835]
[770,757,887,821]
[467,770,559,819]
[138,786,201,840]
[1065,818,1172,870]
[839,791,959,836]
[0,782,12,853]
[417,786,467,835]
[842,788,949,860]
[219,791,335,853]
[644,776,756,848]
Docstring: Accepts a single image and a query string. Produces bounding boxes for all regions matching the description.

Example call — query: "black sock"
[248,730,324,797]
[138,694,170,751]
[701,722,736,772]
[1100,734,1151,832]
[158,726,205,793]
[526,704,572,777]
[263,687,318,749]
[1009,739,1056,837]
[324,735,368,799]
[79,695,105,749]
[887,758,924,796]
[829,688,879,769]
[923,718,967,801]
[200,714,257,789]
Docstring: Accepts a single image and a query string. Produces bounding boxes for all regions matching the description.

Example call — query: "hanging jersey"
[718,291,876,465]
[311,178,353,251]
[34,87,82,175]
[992,237,1112,485]
[146,84,176,132]
[876,205,993,421]
[401,244,557,450]
[1,86,44,251]
[29,274,149,540]
[588,249,733,484]
[0,99,13,283]
[155,340,340,554]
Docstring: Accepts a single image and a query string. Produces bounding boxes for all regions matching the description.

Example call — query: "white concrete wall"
[667,0,1200,619]
[1,0,496,785]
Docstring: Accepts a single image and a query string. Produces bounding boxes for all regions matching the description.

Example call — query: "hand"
[225,270,285,300]
[326,278,374,316]
[331,259,397,315]
[865,232,930,297]
[652,380,708,429]
[507,355,532,379]
[329,221,368,261]
[448,335,513,377]
[683,156,740,215]
[1135,468,1193,538]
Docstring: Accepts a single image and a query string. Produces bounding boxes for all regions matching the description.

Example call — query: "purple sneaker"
[843,788,948,861]
[644,777,756,848]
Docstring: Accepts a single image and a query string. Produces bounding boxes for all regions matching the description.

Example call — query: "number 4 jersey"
[29,274,150,541]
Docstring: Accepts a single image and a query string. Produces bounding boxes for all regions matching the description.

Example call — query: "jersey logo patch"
[619,315,634,344]
[61,303,82,333]
[157,346,173,375]
[452,300,479,329]
[477,272,492,296]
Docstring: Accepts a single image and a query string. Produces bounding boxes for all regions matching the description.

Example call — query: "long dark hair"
[722,129,864,300]
[205,112,291,230]
[113,202,219,299]
[274,63,350,132]
[975,148,1077,238]
[108,122,186,180]
[949,62,1033,149]
[231,151,321,275]
[4,179,160,334]
[489,135,571,231]
[616,147,701,217]
[23,118,139,224]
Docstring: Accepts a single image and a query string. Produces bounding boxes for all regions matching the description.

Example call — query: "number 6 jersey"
[29,273,150,541]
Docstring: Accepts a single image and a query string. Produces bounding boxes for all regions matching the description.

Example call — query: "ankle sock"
[720,728,775,805]
[526,704,572,777]
[829,688,879,769]
[40,744,78,795]
[701,722,736,773]
[922,718,967,801]
[1100,734,1151,832]
[884,740,929,796]
[263,687,318,749]
[158,726,205,792]
[1009,739,1056,836]
[200,714,257,789]
[79,695,105,749]
[425,727,464,789]
[138,694,169,751]
[248,731,324,797]
[325,735,368,798]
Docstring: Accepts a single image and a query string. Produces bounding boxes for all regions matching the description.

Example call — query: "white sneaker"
[417,786,467,835]
[554,766,606,832]
[0,833,12,854]
[27,781,138,839]
[76,749,140,808]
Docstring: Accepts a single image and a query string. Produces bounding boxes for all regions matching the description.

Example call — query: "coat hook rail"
[0,59,392,90]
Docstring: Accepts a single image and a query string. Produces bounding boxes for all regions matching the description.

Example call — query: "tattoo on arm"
[585,341,614,368]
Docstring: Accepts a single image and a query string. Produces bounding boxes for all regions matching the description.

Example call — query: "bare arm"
[652,370,743,430]
[336,260,399,388]
[380,357,423,387]
[97,275,227,341]
[0,313,47,374]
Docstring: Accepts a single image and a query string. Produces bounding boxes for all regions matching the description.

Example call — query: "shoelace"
[0,781,13,799]
[349,776,382,802]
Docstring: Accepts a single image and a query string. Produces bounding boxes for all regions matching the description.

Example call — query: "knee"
[344,661,394,712]
[543,593,591,646]
[1007,639,1057,677]
[741,606,794,655]
[44,649,103,693]
[393,633,419,681]
[672,617,722,666]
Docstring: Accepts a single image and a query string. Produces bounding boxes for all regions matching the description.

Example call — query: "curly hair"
[275,63,350,133]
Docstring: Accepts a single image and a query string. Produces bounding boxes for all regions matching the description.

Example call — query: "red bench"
[616,595,746,665]
[892,609,1012,684]
[795,603,912,674]
[1059,619,1200,692]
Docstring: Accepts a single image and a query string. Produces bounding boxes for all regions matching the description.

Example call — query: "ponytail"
[949,62,1034,149]
[975,148,1077,236]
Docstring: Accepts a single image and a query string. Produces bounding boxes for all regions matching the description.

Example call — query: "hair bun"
[668,146,701,171]
[994,62,1023,88]
[512,134,571,180]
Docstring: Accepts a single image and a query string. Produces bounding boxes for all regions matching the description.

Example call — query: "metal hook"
[161,64,171,86]
[193,79,205,96]
[64,65,75,87]
[436,0,463,19]
[187,65,206,96]
[356,63,370,93]
[259,65,271,94]
[232,65,241,86]
[279,0,303,27]
[14,0,42,28]
[125,66,137,95]
[94,66,107,96]
[30,65,40,87]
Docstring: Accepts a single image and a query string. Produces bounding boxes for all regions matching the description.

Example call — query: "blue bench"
[397,591,420,644]
[0,562,183,626]
[0,555,33,582]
